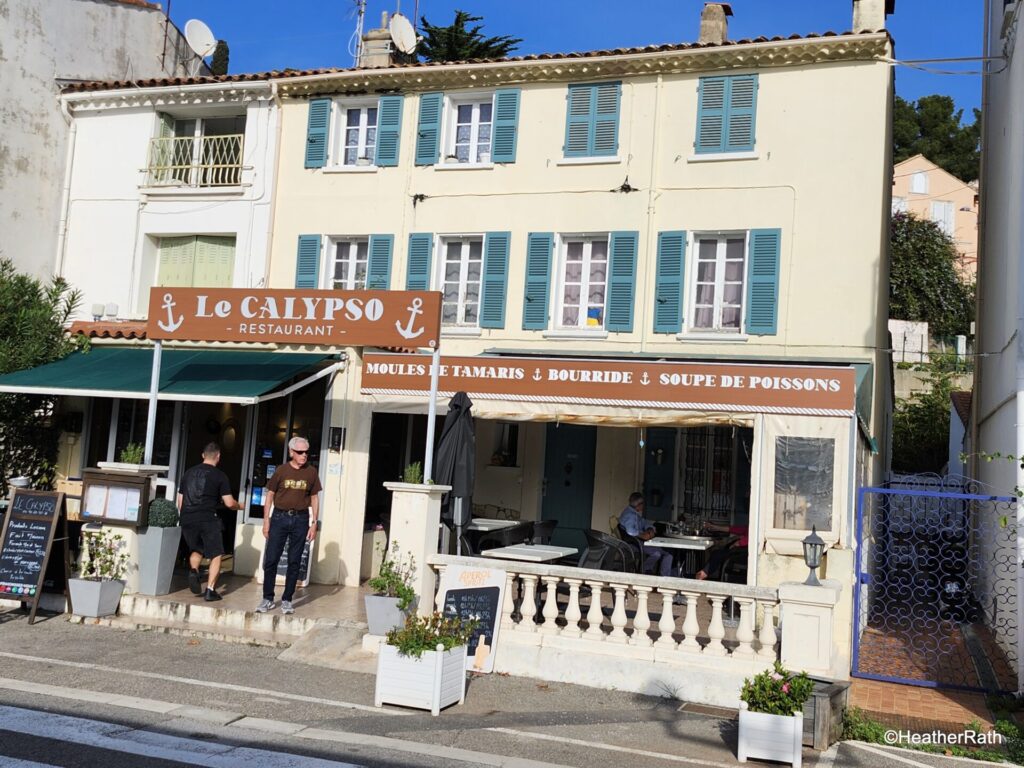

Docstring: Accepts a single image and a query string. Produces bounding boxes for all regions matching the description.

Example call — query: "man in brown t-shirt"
[257,435,322,614]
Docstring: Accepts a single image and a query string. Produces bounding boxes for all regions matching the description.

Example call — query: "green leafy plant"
[841,707,890,742]
[740,661,814,716]
[77,530,129,581]
[146,498,179,528]
[402,461,423,484]
[118,442,144,464]
[368,543,416,611]
[996,719,1024,764]
[385,611,478,659]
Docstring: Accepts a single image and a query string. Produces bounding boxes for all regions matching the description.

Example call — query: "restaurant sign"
[146,288,442,348]
[361,354,857,416]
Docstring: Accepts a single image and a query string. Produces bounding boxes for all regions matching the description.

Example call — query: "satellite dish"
[389,12,416,54]
[184,19,218,59]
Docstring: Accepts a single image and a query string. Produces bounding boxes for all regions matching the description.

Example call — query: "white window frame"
[909,170,929,195]
[441,92,495,166]
[329,98,379,168]
[892,196,908,214]
[554,233,610,331]
[325,237,370,290]
[687,231,748,334]
[436,234,484,327]
[930,200,955,237]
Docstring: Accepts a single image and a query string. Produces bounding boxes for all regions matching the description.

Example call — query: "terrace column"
[383,482,450,616]
[778,580,842,679]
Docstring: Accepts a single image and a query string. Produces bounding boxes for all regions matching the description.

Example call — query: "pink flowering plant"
[740,661,814,715]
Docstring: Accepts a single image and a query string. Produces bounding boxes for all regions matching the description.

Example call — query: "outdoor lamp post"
[802,525,825,586]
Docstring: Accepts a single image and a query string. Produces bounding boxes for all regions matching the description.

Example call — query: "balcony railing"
[144,134,243,188]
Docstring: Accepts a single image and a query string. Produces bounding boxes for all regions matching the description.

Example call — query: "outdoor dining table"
[465,518,520,532]
[648,535,715,577]
[480,544,578,563]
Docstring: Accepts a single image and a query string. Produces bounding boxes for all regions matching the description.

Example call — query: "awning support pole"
[423,347,441,482]
[143,340,162,465]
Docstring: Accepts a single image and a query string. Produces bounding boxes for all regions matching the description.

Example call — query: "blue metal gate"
[853,481,1019,692]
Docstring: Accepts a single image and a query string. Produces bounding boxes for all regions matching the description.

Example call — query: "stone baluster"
[433,565,447,612]
[518,575,538,632]
[705,596,726,656]
[733,597,756,658]
[679,591,701,652]
[540,575,561,635]
[631,586,652,647]
[656,591,677,648]
[563,578,583,638]
[608,584,629,643]
[585,581,605,639]
[757,600,778,659]
[500,571,517,631]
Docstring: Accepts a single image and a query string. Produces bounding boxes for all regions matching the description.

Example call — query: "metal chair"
[591,529,641,573]
[477,520,534,550]
[531,519,557,545]
[608,515,621,537]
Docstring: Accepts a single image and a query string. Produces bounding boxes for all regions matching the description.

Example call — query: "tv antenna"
[348,0,368,67]
[389,11,417,55]
[184,19,217,75]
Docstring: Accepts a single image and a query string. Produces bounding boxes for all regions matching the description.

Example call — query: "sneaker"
[280,600,294,615]
[255,598,275,613]
[188,569,201,595]
[203,588,222,602]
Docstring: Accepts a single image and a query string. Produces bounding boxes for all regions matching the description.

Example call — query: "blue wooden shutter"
[415,92,443,166]
[745,228,781,335]
[592,82,621,156]
[522,233,553,330]
[375,95,403,167]
[406,233,433,290]
[366,235,394,290]
[480,232,511,329]
[491,89,521,163]
[304,99,331,168]
[295,235,322,288]
[606,231,639,332]
[695,77,726,154]
[726,75,758,151]
[654,231,686,334]
[563,85,593,158]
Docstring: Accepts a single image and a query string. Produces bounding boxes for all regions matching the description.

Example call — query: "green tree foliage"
[890,211,974,338]
[892,359,957,474]
[0,259,83,495]
[417,10,521,63]
[893,94,980,182]
[210,40,229,76]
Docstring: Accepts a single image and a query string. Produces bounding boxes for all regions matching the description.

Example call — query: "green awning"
[0,348,339,404]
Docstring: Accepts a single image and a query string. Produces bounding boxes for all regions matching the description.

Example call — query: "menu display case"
[81,469,157,528]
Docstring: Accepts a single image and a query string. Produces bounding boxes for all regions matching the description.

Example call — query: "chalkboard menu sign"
[0,490,65,624]
[438,564,507,673]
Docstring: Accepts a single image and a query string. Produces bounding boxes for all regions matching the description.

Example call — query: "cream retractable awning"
[0,348,341,405]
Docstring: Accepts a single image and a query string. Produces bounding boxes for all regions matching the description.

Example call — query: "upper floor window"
[930,200,955,236]
[564,82,621,158]
[439,236,483,326]
[328,238,369,289]
[691,235,746,332]
[446,98,493,164]
[305,96,403,169]
[146,114,245,188]
[156,235,235,287]
[910,171,929,194]
[336,105,377,167]
[892,196,908,214]
[558,235,608,329]
[695,74,758,154]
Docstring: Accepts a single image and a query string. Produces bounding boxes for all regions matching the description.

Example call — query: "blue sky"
[169,0,982,118]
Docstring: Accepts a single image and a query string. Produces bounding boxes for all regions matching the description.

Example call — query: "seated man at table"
[696,522,749,580]
[618,492,673,577]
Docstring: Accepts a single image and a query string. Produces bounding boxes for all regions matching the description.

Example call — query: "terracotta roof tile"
[951,390,972,427]
[61,30,886,94]
[69,320,148,339]
[113,0,161,8]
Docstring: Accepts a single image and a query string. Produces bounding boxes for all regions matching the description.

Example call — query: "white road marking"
[0,650,405,716]
[0,759,60,768]
[0,704,362,768]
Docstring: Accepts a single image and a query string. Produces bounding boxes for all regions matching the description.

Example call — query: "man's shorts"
[181,515,225,559]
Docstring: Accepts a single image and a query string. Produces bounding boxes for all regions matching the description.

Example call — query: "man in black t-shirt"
[177,442,238,601]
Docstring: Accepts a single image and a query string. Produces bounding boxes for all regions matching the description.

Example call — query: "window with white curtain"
[328,238,369,289]
[439,237,483,326]
[332,103,378,166]
[691,235,746,332]
[445,98,493,163]
[557,236,608,329]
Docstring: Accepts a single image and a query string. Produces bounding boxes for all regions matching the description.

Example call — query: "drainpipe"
[55,96,78,277]
[263,80,284,288]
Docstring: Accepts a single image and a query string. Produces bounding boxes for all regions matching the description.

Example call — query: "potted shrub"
[365,543,417,635]
[374,611,477,716]
[136,498,181,596]
[737,662,814,768]
[69,529,129,618]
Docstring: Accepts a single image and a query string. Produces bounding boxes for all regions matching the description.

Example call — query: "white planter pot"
[137,526,181,596]
[68,578,126,618]
[364,594,416,636]
[374,643,466,716]
[737,704,803,768]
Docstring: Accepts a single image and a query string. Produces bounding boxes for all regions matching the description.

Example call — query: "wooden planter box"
[738,705,803,768]
[374,643,467,716]
[801,680,850,750]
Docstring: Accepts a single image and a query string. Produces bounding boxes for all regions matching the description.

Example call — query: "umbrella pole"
[455,497,462,556]
[423,347,441,481]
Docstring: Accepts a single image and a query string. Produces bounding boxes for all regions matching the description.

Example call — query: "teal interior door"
[541,423,596,549]
[642,427,676,522]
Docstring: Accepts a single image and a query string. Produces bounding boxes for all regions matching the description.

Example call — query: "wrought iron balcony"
[144,134,243,188]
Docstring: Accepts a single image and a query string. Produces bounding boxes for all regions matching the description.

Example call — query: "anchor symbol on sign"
[395,297,425,340]
[157,292,183,333]
[533,368,542,381]
[640,371,650,385]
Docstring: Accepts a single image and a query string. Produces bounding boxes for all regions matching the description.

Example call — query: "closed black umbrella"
[434,392,475,554]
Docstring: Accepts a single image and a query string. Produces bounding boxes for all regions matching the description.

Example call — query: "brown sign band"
[361,354,857,416]
[146,288,442,349]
